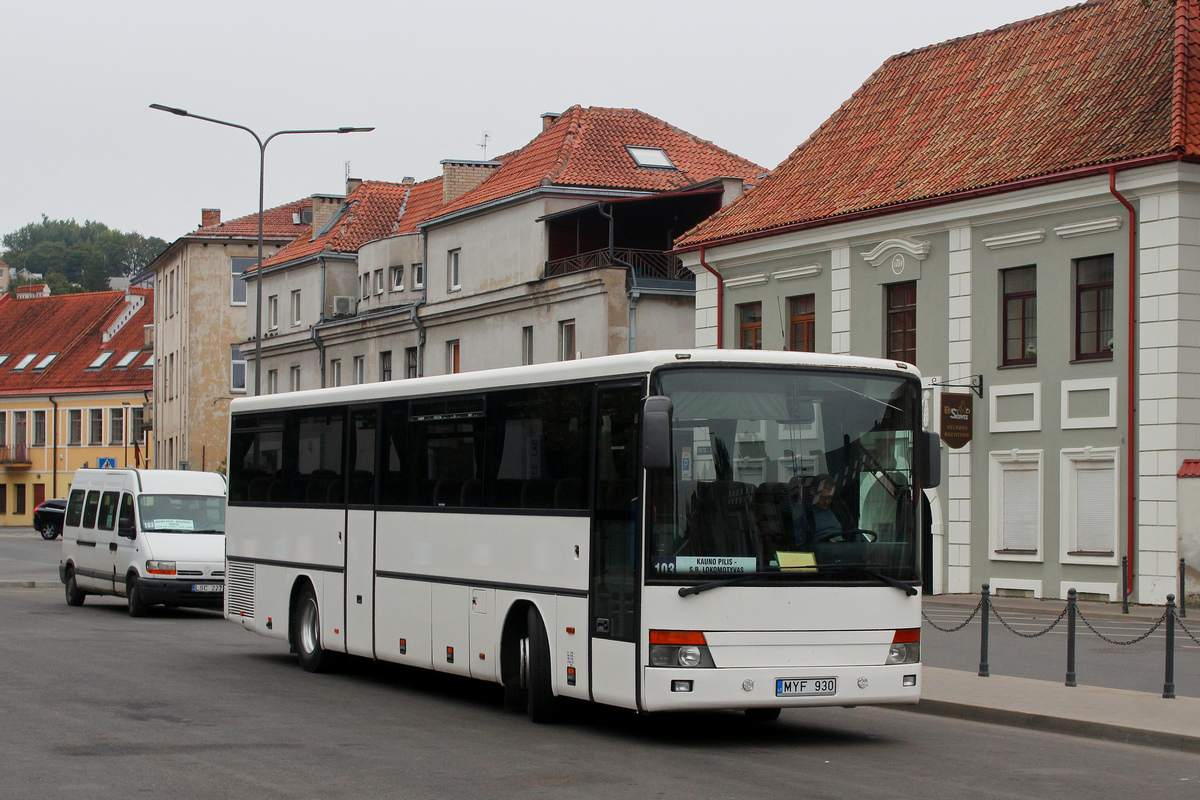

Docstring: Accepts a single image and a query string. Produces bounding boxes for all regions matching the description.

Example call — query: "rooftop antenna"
[477,131,491,160]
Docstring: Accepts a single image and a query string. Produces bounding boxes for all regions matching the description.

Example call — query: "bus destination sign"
[652,556,757,576]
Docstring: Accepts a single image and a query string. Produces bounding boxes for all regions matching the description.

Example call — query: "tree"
[1,216,166,289]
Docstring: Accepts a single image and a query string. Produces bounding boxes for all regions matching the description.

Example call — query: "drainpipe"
[1109,167,1137,599]
[596,204,638,351]
[316,257,328,387]
[698,244,724,348]
[415,228,429,376]
[49,396,59,497]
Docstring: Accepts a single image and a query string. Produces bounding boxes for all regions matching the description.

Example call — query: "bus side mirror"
[118,518,136,540]
[922,430,941,488]
[642,396,673,471]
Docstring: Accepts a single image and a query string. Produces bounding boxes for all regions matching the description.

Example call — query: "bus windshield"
[138,494,226,534]
[648,366,921,585]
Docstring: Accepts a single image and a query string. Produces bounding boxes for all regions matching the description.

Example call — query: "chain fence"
[923,585,1190,699]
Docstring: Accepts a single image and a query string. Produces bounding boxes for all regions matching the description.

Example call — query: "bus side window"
[65,489,86,527]
[97,491,120,531]
[81,490,101,529]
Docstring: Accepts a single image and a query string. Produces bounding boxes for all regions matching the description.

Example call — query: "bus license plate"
[193,583,223,593]
[776,677,836,696]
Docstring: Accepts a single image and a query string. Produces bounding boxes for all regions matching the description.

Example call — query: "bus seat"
[433,479,464,507]
[304,479,329,505]
[247,477,270,502]
[460,479,482,507]
[492,479,523,509]
[267,480,285,503]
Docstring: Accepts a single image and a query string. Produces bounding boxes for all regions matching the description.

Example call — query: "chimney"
[441,160,500,204]
[201,208,221,228]
[346,177,363,195]
[541,112,561,131]
[309,194,343,236]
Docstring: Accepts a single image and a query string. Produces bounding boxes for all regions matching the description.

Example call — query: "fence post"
[1121,556,1129,615]
[978,583,990,678]
[1164,594,1176,700]
[1065,588,1077,688]
[1180,559,1187,619]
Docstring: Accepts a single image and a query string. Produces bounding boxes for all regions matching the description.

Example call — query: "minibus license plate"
[776,677,836,696]
[193,583,223,593]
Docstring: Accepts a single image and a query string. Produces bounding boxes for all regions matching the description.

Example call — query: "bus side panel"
[320,570,346,653]
[555,595,591,701]
[468,588,497,682]
[591,639,638,709]
[345,508,375,658]
[375,577,433,668]
[432,583,471,677]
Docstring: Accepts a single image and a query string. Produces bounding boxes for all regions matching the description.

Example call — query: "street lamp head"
[149,103,189,117]
[337,127,375,134]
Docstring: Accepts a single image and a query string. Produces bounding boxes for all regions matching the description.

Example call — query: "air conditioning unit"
[331,295,356,318]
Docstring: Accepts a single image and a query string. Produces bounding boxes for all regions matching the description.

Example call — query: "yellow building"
[0,288,153,524]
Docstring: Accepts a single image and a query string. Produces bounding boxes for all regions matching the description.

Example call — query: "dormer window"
[0,355,9,367]
[88,351,115,369]
[13,354,37,371]
[141,354,155,369]
[625,146,675,169]
[34,354,57,370]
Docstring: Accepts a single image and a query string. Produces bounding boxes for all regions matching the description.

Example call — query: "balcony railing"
[0,444,30,466]
[543,247,692,281]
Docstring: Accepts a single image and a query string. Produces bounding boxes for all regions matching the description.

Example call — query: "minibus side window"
[97,491,120,531]
[65,489,86,527]
[81,491,101,529]
[119,493,135,529]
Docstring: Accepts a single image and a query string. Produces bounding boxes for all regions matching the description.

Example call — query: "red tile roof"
[1178,459,1200,478]
[187,198,313,242]
[431,106,764,220]
[261,179,444,268]
[0,289,154,396]
[678,0,1188,248]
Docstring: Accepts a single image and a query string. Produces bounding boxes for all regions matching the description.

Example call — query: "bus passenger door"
[344,406,378,659]
[589,384,642,709]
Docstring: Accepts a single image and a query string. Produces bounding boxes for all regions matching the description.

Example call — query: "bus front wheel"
[525,607,557,723]
[294,586,331,673]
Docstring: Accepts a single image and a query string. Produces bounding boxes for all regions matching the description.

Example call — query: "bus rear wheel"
[525,607,557,723]
[294,586,331,673]
[64,570,85,607]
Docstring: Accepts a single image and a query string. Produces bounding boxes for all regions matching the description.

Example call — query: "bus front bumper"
[641,663,921,713]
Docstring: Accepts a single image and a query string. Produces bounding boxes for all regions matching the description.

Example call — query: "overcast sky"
[2,0,1075,248]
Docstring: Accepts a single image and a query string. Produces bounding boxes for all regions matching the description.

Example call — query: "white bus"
[225,349,939,722]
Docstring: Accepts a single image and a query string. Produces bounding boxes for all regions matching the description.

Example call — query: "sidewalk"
[904,666,1200,754]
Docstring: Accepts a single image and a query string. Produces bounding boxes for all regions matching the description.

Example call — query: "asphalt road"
[0,568,1196,797]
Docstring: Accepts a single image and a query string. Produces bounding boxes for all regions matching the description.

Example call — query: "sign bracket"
[930,374,983,398]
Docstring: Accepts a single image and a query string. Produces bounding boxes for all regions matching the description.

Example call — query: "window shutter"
[1076,464,1115,553]
[1002,467,1039,551]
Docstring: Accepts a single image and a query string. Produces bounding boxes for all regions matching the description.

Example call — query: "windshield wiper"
[678,570,785,597]
[815,564,918,596]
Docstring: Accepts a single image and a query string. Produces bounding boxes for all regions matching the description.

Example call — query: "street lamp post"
[149,104,373,395]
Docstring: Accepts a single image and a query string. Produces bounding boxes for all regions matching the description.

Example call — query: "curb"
[0,580,59,589]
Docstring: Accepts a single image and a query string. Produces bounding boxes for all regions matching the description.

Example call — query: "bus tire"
[127,574,149,617]
[64,570,85,607]
[294,586,331,673]
[525,606,557,724]
[502,627,529,712]
[745,707,781,722]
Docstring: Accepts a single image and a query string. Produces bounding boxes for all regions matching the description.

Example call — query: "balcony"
[0,445,31,468]
[543,248,692,282]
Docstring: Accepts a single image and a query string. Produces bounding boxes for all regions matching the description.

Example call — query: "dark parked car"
[32,498,67,540]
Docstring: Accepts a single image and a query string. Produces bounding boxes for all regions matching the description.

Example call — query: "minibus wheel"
[127,574,148,617]
[64,570,85,607]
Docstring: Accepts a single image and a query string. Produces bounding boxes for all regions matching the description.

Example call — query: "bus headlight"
[649,631,715,668]
[886,629,921,664]
[146,560,176,576]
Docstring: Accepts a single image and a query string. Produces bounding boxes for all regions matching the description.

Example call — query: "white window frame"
[231,257,254,306]
[267,370,279,395]
[67,409,82,446]
[32,410,46,447]
[447,249,461,292]
[390,266,404,292]
[109,407,125,445]
[330,358,342,388]
[380,351,392,382]
[374,269,384,295]
[413,263,425,289]
[559,319,577,361]
[521,326,533,366]
[267,295,279,330]
[353,356,365,385]
[231,345,247,394]
[988,449,1044,562]
[88,408,104,446]
[290,290,302,327]
[1059,447,1120,565]
[289,366,301,392]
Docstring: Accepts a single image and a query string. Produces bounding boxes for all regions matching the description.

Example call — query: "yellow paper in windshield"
[777,551,817,572]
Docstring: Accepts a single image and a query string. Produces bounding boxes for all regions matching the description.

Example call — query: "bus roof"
[230,349,922,414]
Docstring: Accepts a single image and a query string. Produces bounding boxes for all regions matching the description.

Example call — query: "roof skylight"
[33,354,57,370]
[0,355,9,367]
[89,351,115,369]
[13,354,37,370]
[115,350,141,368]
[625,146,676,169]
